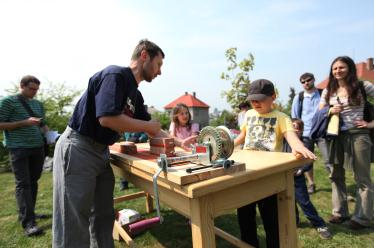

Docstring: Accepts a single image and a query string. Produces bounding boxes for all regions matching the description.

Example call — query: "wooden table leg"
[145,193,154,213]
[277,170,298,248]
[190,196,216,248]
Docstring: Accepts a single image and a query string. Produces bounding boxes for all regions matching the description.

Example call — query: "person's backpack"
[359,81,374,123]
[358,81,374,162]
[298,89,323,118]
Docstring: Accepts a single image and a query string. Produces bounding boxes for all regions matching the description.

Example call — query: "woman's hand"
[355,119,374,129]
[330,104,343,114]
[354,119,369,128]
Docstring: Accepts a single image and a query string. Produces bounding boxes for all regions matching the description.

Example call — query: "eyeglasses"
[26,86,39,91]
[301,78,313,84]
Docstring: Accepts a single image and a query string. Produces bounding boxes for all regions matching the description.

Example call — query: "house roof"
[316,59,374,89]
[164,92,209,109]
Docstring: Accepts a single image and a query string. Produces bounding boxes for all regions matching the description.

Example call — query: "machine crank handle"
[186,165,213,173]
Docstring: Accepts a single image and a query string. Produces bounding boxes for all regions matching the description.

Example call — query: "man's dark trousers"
[9,147,44,228]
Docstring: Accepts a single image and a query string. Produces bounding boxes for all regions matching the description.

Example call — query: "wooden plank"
[113,220,135,247]
[211,173,285,217]
[214,227,254,248]
[110,144,246,186]
[190,196,216,248]
[113,192,146,204]
[278,171,298,248]
[145,193,154,213]
[186,150,308,198]
[115,166,191,216]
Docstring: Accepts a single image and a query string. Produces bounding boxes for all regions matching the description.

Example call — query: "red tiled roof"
[164,93,209,109]
[316,61,374,89]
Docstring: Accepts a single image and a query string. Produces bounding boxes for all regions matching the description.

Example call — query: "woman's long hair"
[171,103,192,130]
[325,56,360,105]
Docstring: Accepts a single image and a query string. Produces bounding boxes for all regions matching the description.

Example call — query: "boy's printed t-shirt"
[241,109,294,152]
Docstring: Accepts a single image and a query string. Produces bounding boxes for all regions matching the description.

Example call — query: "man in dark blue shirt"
[52,39,164,248]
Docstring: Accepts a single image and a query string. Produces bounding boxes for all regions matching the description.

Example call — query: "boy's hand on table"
[292,144,316,160]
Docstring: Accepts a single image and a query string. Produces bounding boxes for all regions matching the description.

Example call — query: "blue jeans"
[295,174,325,227]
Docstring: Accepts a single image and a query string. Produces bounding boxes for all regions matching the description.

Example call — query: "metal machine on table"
[126,126,235,234]
[153,126,235,222]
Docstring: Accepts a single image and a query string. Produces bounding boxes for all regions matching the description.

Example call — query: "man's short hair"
[20,75,40,86]
[299,72,314,82]
[131,39,165,60]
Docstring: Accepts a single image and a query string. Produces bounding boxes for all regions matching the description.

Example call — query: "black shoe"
[347,220,368,230]
[35,214,49,219]
[119,182,129,191]
[24,224,43,237]
[329,215,350,224]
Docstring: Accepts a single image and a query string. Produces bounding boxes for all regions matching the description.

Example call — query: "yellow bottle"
[327,113,339,136]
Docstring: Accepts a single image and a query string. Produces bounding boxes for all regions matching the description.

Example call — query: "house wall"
[190,107,209,129]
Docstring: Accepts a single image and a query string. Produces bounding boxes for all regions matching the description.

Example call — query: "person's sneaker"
[347,220,367,230]
[307,184,316,194]
[329,215,350,224]
[317,227,333,239]
[24,224,43,237]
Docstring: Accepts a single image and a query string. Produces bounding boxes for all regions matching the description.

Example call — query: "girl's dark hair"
[171,103,191,130]
[325,56,360,105]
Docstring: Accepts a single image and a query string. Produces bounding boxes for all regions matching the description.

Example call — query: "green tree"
[282,87,296,116]
[209,110,237,128]
[37,81,81,133]
[151,111,171,130]
[220,47,255,111]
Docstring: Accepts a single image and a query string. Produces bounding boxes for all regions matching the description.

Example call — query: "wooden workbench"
[110,144,309,248]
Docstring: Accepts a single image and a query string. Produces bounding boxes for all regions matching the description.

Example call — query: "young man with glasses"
[0,75,49,236]
[291,72,332,194]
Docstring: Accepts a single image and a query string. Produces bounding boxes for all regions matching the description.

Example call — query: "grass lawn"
[1,154,374,247]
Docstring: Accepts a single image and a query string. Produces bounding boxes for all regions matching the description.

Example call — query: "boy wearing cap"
[234,79,316,247]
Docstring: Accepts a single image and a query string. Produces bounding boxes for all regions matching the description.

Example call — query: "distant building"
[164,92,210,128]
[146,105,159,115]
[316,57,374,89]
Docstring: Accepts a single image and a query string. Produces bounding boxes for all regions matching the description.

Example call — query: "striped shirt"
[320,81,374,131]
[0,94,45,148]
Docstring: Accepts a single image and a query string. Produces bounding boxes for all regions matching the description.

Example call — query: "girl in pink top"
[169,103,199,150]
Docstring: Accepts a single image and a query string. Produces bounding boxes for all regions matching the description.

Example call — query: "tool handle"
[186,165,213,173]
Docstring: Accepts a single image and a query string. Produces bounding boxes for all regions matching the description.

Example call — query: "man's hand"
[24,117,42,126]
[146,120,161,137]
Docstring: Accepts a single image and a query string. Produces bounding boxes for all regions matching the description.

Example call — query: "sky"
[1,0,374,112]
